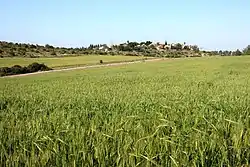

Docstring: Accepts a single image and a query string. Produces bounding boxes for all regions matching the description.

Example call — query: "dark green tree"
[45,44,54,49]
[175,43,182,50]
[243,45,250,55]
[145,41,152,46]
[235,49,242,56]
[191,45,200,52]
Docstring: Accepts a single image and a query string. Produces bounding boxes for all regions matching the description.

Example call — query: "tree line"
[0,41,249,58]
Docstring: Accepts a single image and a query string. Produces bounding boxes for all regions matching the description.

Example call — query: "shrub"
[27,62,51,73]
[234,49,242,56]
[82,51,90,55]
[10,65,26,74]
[9,51,15,57]
[175,43,183,50]
[125,52,139,56]
[0,63,52,77]
[98,51,108,55]
[51,51,57,56]
[27,63,42,73]
[0,67,11,76]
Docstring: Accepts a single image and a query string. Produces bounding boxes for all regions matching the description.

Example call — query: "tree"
[45,44,54,49]
[234,49,242,56]
[191,45,200,52]
[175,43,182,50]
[222,50,229,56]
[211,51,219,55]
[243,45,250,55]
[24,44,29,48]
[183,45,190,50]
[140,42,145,45]
[88,44,94,50]
[145,41,152,46]
[30,44,37,49]
[165,41,168,45]
[127,42,138,48]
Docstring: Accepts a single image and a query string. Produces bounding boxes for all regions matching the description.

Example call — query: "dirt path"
[2,58,165,78]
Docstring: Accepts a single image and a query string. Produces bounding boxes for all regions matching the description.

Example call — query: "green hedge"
[0,62,52,77]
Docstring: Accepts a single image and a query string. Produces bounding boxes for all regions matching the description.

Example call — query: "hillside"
[0,41,208,58]
[1,41,248,58]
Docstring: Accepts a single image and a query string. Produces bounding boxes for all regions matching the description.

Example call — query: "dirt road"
[2,58,165,78]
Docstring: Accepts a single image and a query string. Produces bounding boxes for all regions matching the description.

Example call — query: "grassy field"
[0,56,249,166]
[0,55,146,68]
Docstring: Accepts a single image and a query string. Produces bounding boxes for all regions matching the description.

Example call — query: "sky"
[0,0,249,50]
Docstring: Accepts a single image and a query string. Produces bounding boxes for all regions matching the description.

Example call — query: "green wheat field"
[0,55,144,69]
[0,56,249,166]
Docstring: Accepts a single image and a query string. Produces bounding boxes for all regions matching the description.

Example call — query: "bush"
[0,63,52,77]
[99,52,108,55]
[82,50,90,55]
[125,52,140,56]
[27,62,51,72]
[10,65,26,74]
[0,67,11,76]
[27,62,42,73]
[234,49,242,56]
[51,51,57,56]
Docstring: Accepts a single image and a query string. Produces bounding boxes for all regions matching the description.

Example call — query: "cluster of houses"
[91,41,199,52]
[150,42,198,51]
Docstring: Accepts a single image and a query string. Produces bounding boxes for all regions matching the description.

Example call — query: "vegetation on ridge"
[1,40,249,58]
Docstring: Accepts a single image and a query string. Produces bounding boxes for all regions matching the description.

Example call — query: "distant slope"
[0,41,206,58]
